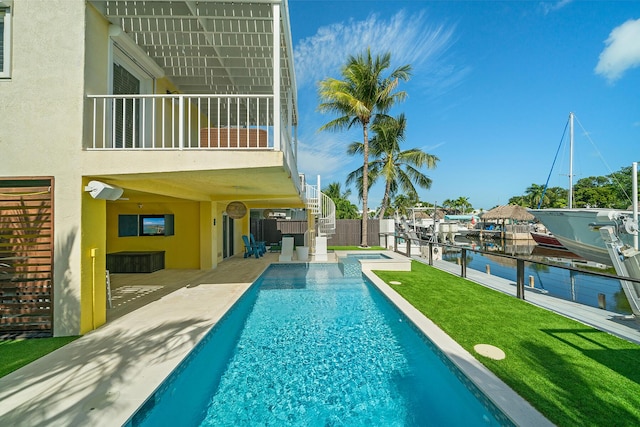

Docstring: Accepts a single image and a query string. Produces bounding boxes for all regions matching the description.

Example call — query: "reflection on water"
[458,236,537,257]
[442,236,631,314]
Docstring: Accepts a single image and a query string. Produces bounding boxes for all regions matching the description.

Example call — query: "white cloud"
[418,141,446,154]
[293,10,464,201]
[297,133,354,179]
[595,18,640,83]
[293,9,459,91]
[539,0,573,15]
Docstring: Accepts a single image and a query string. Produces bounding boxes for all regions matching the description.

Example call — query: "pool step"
[338,256,362,277]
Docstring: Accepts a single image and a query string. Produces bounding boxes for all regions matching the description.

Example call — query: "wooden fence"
[252,218,380,247]
[0,178,54,338]
[326,219,380,247]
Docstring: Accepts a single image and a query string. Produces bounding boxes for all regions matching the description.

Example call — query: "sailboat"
[529,113,635,266]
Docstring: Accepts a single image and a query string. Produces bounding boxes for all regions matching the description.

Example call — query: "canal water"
[439,237,632,315]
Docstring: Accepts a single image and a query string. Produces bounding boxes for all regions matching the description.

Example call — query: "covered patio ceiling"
[92,167,305,208]
[90,0,297,125]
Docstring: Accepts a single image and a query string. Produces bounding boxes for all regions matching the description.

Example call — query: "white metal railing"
[304,183,336,237]
[318,191,336,236]
[88,94,281,150]
[305,183,320,214]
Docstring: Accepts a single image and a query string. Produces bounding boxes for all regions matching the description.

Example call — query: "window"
[109,29,159,148]
[0,3,11,78]
[113,63,141,148]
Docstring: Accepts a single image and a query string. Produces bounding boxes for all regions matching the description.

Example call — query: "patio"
[107,252,278,322]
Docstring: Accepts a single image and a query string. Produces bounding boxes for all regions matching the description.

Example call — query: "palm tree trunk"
[361,124,369,247]
[377,180,392,220]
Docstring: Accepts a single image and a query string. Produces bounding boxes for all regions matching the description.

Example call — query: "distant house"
[0,0,315,337]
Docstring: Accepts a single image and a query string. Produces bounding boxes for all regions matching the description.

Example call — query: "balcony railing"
[87,93,299,185]
[88,94,282,150]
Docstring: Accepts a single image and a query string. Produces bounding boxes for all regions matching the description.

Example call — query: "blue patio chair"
[250,233,267,256]
[242,235,260,258]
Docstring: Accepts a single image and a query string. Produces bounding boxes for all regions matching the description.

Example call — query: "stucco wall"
[106,201,201,269]
[0,1,88,336]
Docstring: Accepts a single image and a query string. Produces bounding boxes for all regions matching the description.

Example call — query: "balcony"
[83,1,302,203]
[87,93,299,183]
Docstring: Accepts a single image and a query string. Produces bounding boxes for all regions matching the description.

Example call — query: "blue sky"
[288,0,640,211]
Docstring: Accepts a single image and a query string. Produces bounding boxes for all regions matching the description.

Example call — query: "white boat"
[529,208,633,265]
[529,112,636,266]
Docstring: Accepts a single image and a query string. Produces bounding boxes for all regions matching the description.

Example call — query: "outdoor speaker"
[85,180,124,201]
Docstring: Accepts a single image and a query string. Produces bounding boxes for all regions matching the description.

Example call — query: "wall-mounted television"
[118,214,175,237]
[140,215,166,236]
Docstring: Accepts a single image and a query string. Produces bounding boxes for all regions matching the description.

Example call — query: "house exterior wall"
[1,1,302,337]
[106,201,201,269]
[0,0,87,336]
[199,202,223,269]
[81,179,107,332]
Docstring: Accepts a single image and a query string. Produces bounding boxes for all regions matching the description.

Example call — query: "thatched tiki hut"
[480,205,535,240]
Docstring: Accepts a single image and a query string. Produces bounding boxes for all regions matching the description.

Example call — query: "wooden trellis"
[0,178,54,338]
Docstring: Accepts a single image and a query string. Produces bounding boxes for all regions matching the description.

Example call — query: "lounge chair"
[242,235,260,258]
[279,236,294,262]
[250,233,267,256]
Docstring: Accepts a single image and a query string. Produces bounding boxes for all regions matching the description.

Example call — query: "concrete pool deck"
[4,249,636,426]
[0,254,276,427]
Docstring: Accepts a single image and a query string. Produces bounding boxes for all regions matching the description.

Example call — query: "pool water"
[128,264,512,426]
[346,253,392,260]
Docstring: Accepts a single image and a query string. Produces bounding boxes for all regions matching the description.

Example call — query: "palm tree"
[525,183,549,208]
[318,49,411,247]
[392,194,416,218]
[455,196,472,214]
[323,182,349,200]
[442,199,454,214]
[345,114,438,219]
[322,182,359,219]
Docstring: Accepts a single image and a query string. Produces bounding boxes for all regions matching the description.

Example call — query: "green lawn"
[0,336,79,378]
[374,261,640,427]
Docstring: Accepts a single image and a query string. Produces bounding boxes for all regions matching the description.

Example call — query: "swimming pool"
[346,253,392,260]
[126,264,513,426]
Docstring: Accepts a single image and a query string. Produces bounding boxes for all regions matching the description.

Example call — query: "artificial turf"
[328,245,384,250]
[0,336,79,379]
[374,261,640,427]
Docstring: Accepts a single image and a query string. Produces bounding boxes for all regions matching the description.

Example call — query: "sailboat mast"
[634,162,638,250]
[569,112,574,209]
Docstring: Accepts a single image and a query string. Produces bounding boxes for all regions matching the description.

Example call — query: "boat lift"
[596,211,640,317]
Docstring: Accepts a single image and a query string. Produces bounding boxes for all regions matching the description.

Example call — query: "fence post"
[394,233,398,253]
[516,259,525,300]
[406,238,411,257]
[428,242,433,266]
[460,248,467,278]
